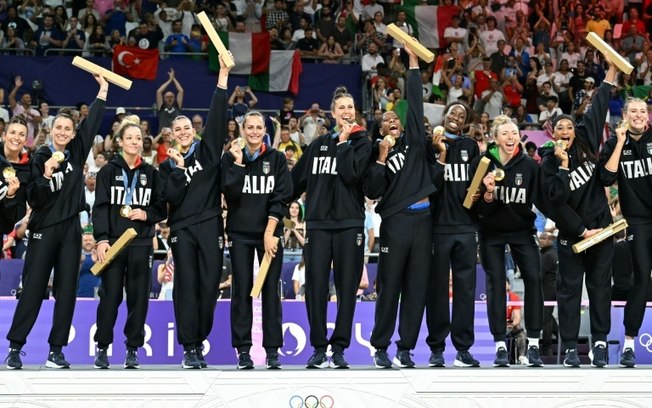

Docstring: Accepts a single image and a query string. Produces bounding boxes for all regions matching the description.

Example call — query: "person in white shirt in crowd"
[444,15,467,55]
[361,42,385,79]
[299,103,330,146]
[361,0,383,22]
[479,16,505,55]
[538,95,563,124]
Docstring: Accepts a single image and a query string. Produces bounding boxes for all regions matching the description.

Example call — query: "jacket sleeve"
[469,155,499,216]
[540,155,585,236]
[575,82,611,153]
[26,154,53,210]
[268,153,293,221]
[598,137,618,187]
[405,68,426,148]
[159,162,189,207]
[291,139,315,199]
[200,87,228,164]
[71,98,105,166]
[92,165,112,243]
[0,170,26,234]
[144,168,167,225]
[221,152,246,206]
[363,159,389,200]
[336,131,372,186]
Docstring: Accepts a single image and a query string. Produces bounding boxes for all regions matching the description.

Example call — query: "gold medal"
[2,167,16,179]
[433,125,445,136]
[618,120,629,130]
[52,151,65,163]
[120,205,132,218]
[383,135,396,147]
[492,168,505,181]
[236,137,246,149]
[554,140,568,150]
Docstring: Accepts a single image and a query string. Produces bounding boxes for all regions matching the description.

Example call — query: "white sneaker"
[518,356,529,365]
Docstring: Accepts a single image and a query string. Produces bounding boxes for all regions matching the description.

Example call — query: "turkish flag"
[112,45,159,80]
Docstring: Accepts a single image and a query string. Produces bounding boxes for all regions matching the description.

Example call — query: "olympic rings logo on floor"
[638,333,652,352]
[288,394,334,408]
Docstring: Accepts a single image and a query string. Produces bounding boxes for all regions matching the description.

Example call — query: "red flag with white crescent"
[112,45,159,80]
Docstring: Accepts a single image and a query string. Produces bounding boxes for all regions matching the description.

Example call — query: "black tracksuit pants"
[7,217,82,350]
[304,227,364,352]
[624,223,652,337]
[171,217,224,348]
[370,209,431,351]
[229,238,283,353]
[557,234,613,349]
[426,231,477,352]
[94,245,153,349]
[479,230,543,342]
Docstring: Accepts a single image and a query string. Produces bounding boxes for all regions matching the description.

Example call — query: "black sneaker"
[393,350,416,368]
[237,352,254,370]
[526,346,543,367]
[266,352,282,369]
[181,348,201,369]
[46,351,70,369]
[373,350,392,369]
[5,349,24,370]
[589,344,607,368]
[331,350,349,369]
[197,348,208,368]
[619,348,636,368]
[306,351,329,369]
[124,349,140,369]
[563,349,581,368]
[454,350,480,367]
[94,348,109,369]
[428,349,445,368]
[493,347,509,367]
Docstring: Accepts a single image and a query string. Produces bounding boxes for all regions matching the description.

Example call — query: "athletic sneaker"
[393,350,416,368]
[454,351,480,367]
[563,349,581,368]
[493,347,509,367]
[197,347,208,368]
[5,349,24,370]
[46,351,70,369]
[266,353,282,369]
[619,348,636,368]
[589,344,607,368]
[374,350,392,369]
[526,346,543,367]
[181,348,201,369]
[237,352,254,370]
[305,351,329,369]
[331,351,349,369]
[94,348,110,369]
[124,349,140,369]
[428,349,445,368]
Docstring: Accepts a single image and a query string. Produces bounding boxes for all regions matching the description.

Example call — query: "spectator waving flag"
[399,0,455,49]
[112,45,159,80]
[209,32,302,94]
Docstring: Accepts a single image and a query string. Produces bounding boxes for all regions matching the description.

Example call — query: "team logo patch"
[460,150,468,162]
[262,161,270,175]
[515,173,523,186]
[218,236,224,249]
[320,145,328,151]
[381,247,389,253]
[647,143,652,155]
[356,233,363,246]
[115,176,124,181]
[227,240,233,247]
[140,173,148,186]
[623,150,632,156]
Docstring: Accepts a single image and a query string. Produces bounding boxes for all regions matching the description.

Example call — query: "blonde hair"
[490,114,516,139]
[116,116,142,140]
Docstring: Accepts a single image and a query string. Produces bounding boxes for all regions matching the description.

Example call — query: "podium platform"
[1,366,651,407]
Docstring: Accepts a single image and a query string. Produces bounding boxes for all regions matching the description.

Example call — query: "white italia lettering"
[620,157,652,179]
[110,186,153,206]
[444,163,469,182]
[185,160,204,183]
[242,175,276,194]
[0,183,7,200]
[386,152,405,174]
[311,156,337,175]
[569,162,595,191]
[49,172,65,192]
[495,186,527,204]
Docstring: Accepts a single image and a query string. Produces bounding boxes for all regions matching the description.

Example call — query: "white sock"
[624,338,635,351]
[594,340,606,348]
[527,338,539,348]
[495,341,507,351]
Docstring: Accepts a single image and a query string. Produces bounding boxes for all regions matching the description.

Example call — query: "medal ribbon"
[121,168,140,206]
[169,142,197,169]
[48,144,70,161]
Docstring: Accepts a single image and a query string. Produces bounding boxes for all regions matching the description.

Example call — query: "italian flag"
[208,32,303,94]
[400,1,453,49]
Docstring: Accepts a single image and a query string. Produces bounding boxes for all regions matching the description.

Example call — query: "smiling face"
[3,122,28,157]
[119,125,143,157]
[51,116,75,150]
[331,96,356,128]
[171,117,194,150]
[444,104,468,134]
[242,114,266,150]
[624,100,649,134]
[494,122,520,156]
[553,118,575,150]
[380,111,403,139]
